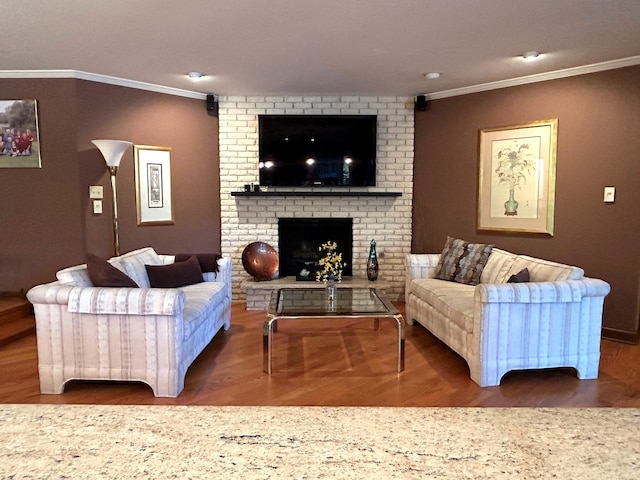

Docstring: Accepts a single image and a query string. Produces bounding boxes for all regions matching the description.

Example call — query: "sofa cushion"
[87,254,139,288]
[111,247,163,288]
[146,255,204,288]
[435,236,493,286]
[56,264,93,287]
[507,256,584,282]
[409,278,475,333]
[480,248,518,284]
[180,282,227,342]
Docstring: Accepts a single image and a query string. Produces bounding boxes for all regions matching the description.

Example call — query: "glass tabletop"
[268,287,398,317]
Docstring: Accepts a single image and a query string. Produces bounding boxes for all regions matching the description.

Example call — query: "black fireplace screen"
[278,218,353,280]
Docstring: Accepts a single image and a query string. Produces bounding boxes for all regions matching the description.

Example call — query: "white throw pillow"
[56,264,93,287]
[111,247,163,288]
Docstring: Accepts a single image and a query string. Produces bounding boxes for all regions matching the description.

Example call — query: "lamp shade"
[91,139,133,167]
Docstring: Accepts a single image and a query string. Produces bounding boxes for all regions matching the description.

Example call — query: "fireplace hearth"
[278,218,353,280]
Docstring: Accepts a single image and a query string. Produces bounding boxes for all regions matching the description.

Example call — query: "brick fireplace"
[218,95,414,302]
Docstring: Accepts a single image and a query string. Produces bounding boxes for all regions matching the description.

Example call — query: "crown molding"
[0,69,205,100]
[2,55,640,101]
[426,55,640,100]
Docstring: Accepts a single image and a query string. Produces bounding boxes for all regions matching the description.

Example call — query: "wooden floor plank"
[1,302,639,406]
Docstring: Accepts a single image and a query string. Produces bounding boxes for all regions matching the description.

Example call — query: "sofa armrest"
[470,277,610,387]
[65,287,185,315]
[28,283,184,315]
[405,254,440,305]
[211,257,232,298]
[475,278,611,304]
[405,254,440,281]
[27,283,77,305]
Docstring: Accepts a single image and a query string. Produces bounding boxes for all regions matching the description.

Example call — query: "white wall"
[218,95,414,301]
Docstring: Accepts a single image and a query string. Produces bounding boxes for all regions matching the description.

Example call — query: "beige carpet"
[1,405,638,479]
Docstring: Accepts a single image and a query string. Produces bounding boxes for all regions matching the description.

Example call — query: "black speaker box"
[206,94,218,117]
[415,95,428,111]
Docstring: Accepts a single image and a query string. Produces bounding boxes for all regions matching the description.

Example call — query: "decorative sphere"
[241,242,279,280]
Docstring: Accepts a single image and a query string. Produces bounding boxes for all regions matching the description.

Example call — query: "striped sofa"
[26,247,232,397]
[405,248,610,386]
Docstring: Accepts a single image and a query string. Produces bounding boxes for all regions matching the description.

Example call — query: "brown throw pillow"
[145,255,204,288]
[86,253,138,288]
[434,236,494,286]
[508,268,530,283]
[174,253,222,273]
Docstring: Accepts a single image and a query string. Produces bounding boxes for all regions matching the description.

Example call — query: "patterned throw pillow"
[434,236,494,286]
[434,236,465,281]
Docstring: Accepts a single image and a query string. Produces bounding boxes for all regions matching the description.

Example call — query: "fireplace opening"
[278,218,353,280]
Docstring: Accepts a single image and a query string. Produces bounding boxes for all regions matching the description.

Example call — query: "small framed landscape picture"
[134,145,174,225]
[0,99,41,168]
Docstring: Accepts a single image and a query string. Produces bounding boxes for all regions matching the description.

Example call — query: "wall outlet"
[93,200,103,214]
[89,185,104,199]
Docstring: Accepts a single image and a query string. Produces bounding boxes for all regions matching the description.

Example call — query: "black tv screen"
[258,115,376,187]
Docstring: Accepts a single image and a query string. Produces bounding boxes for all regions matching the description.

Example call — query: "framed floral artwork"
[477,119,558,235]
[0,99,41,168]
[134,145,174,225]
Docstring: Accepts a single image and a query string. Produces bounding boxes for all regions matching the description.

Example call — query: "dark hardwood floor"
[1,302,639,407]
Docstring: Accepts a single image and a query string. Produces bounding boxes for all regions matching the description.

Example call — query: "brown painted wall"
[0,78,83,291]
[0,78,221,292]
[413,65,640,337]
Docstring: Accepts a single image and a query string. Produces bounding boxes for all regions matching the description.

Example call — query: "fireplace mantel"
[231,191,402,197]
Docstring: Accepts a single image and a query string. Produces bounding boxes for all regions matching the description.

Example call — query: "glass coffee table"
[263,287,405,374]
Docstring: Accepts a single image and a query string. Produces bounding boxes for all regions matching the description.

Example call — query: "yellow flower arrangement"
[315,241,345,282]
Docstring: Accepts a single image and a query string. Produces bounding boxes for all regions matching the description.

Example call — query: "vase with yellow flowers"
[316,241,346,301]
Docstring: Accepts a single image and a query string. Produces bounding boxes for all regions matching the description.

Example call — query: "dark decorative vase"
[241,241,279,280]
[366,239,379,281]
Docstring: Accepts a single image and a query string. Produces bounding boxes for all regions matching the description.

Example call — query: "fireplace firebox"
[278,218,353,280]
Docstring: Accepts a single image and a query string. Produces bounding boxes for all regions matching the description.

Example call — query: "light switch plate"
[93,200,103,214]
[89,185,104,199]
[603,186,615,203]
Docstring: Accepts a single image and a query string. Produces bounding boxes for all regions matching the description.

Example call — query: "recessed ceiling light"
[187,71,204,79]
[424,72,441,80]
[522,51,541,61]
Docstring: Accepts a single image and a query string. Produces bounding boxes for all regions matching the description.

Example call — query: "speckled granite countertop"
[1,405,638,479]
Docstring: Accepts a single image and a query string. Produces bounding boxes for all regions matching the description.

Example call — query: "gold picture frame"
[134,145,174,225]
[477,119,558,235]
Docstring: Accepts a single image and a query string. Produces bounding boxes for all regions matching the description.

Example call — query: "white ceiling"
[3,0,640,98]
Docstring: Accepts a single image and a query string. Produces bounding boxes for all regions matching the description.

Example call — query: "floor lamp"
[91,139,133,257]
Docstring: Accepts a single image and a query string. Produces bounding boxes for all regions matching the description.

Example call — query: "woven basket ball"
[241,241,279,280]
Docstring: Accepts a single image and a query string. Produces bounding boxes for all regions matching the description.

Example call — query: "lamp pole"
[108,165,120,256]
[91,140,133,257]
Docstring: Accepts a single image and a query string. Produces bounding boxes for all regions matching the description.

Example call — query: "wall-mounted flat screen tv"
[258,115,376,187]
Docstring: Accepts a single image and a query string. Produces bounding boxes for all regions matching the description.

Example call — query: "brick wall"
[218,96,414,302]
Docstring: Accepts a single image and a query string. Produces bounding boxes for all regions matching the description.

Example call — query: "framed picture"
[0,99,41,168]
[477,119,558,235]
[134,145,174,225]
